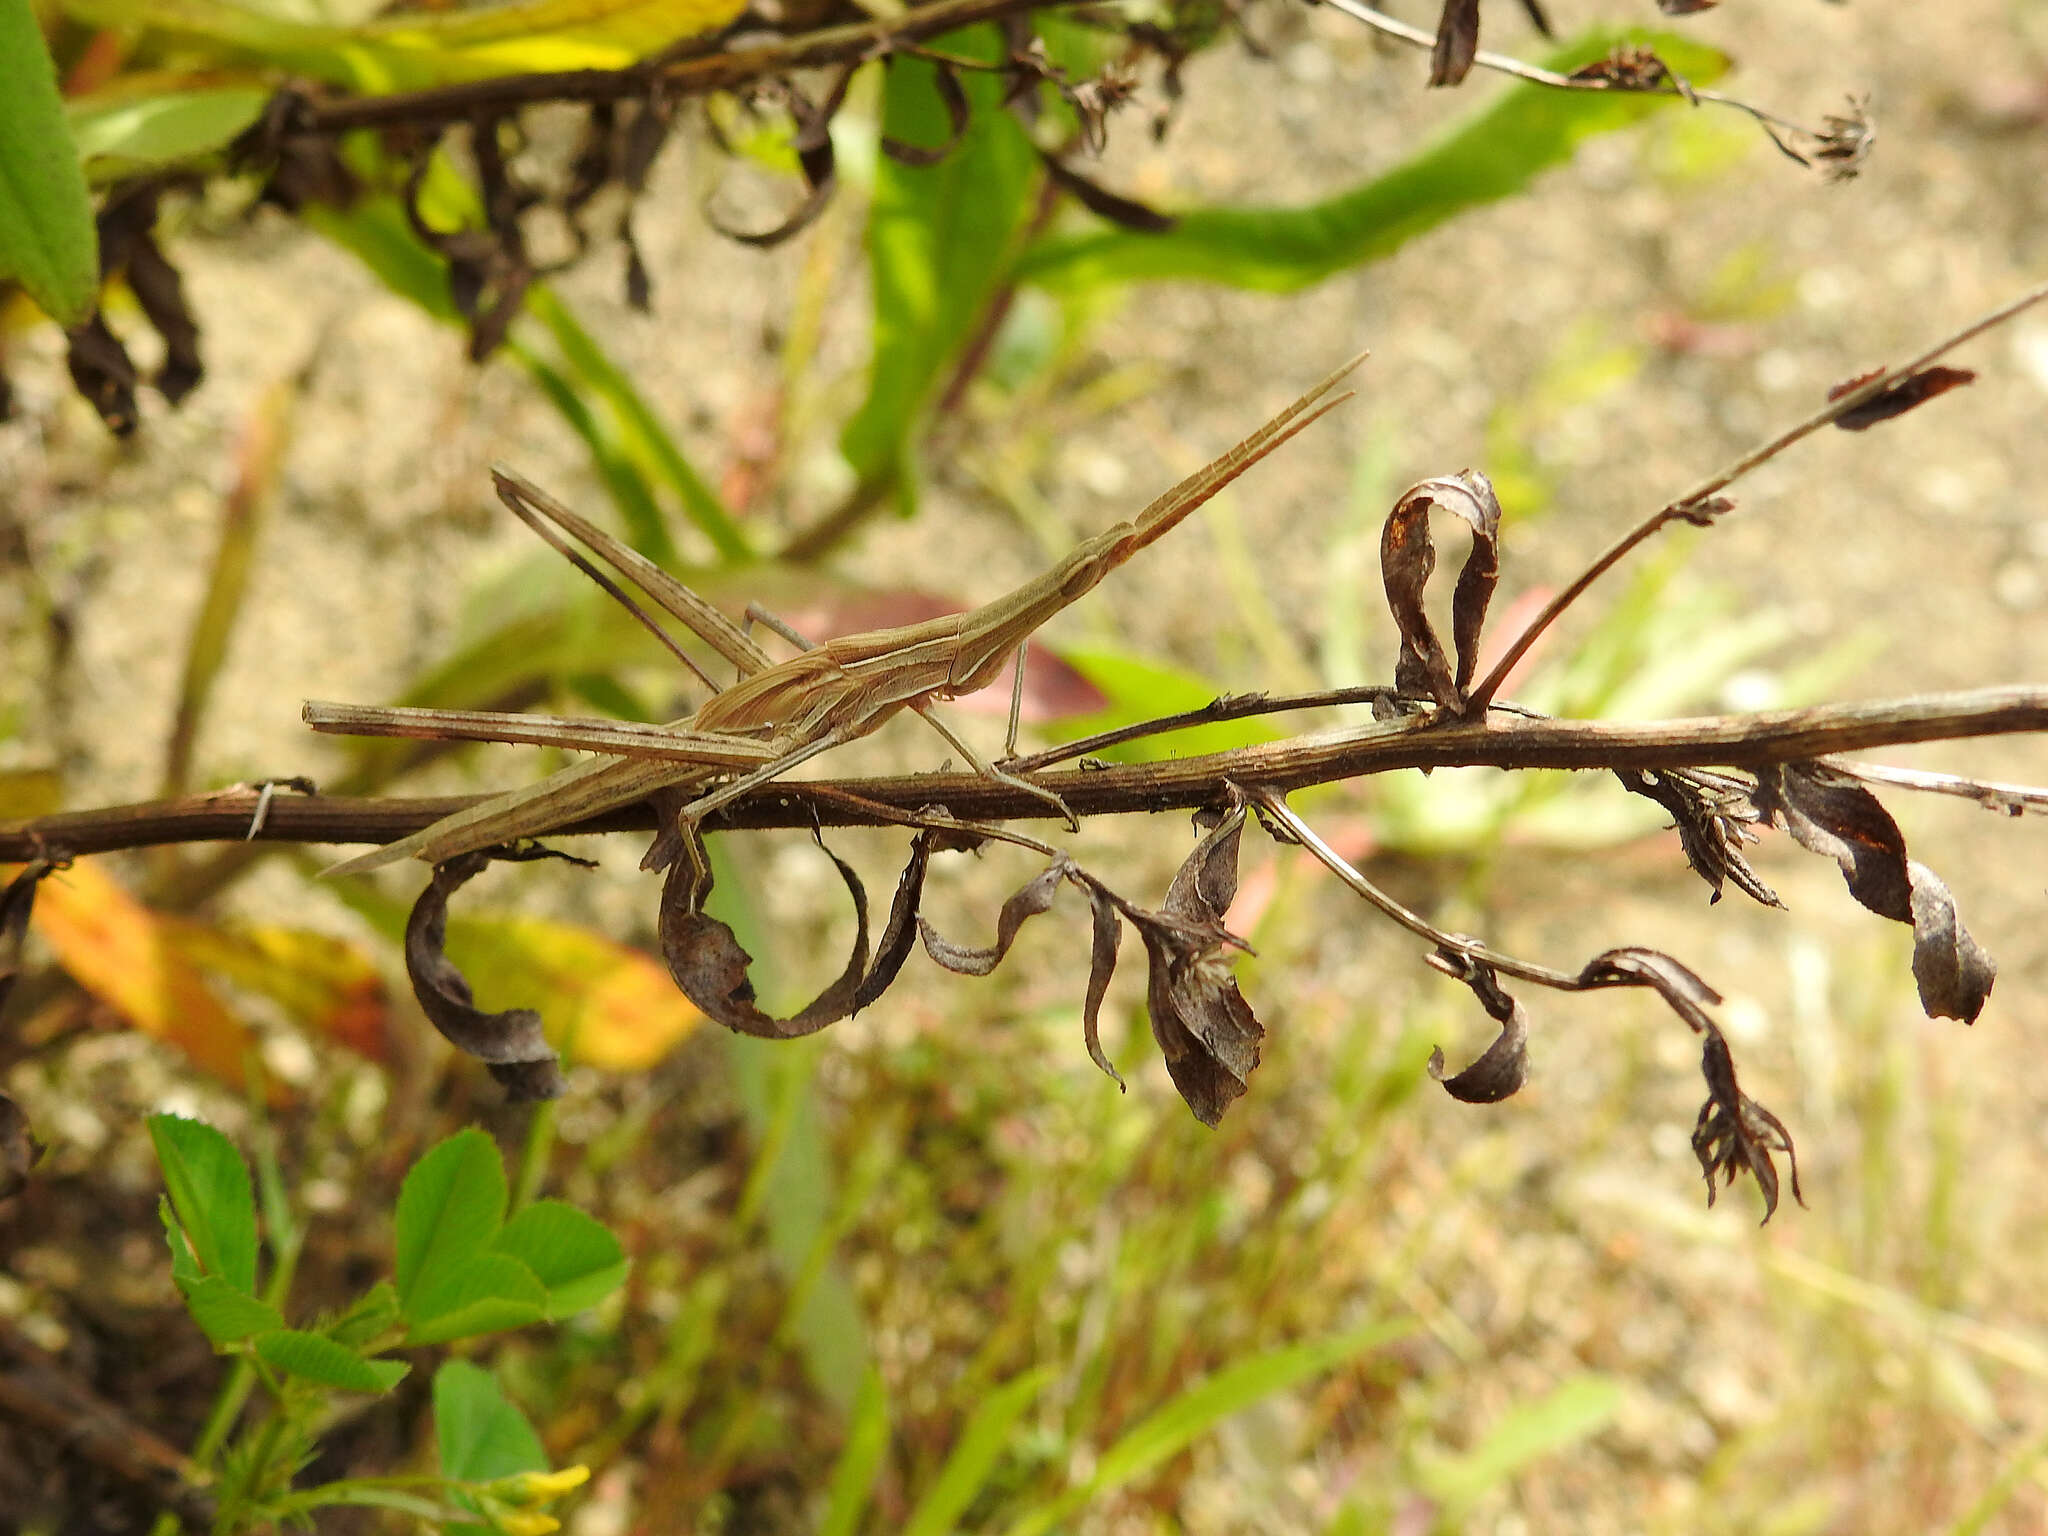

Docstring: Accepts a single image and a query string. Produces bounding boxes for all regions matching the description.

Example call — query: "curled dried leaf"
[1694,1033,1803,1222]
[1380,470,1503,712]
[1139,807,1264,1125]
[1615,768,1781,908]
[919,858,1068,976]
[882,58,971,166]
[404,852,565,1101]
[1829,365,1975,431]
[1426,951,1529,1103]
[0,860,56,1018]
[855,829,938,1014]
[1656,0,1718,13]
[1753,764,1995,1020]
[1429,0,1481,86]
[1040,152,1176,233]
[66,315,139,436]
[659,831,870,1039]
[1083,888,1126,1090]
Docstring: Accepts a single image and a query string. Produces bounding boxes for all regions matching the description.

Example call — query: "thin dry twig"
[1463,277,2048,714]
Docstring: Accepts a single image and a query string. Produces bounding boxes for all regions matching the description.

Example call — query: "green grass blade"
[903,1367,1053,1536]
[1016,31,1728,293]
[1414,1373,1623,1514]
[838,27,1041,516]
[0,0,99,326]
[525,288,750,564]
[818,1368,891,1536]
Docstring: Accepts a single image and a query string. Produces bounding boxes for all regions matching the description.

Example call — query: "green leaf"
[177,1275,286,1346]
[158,1195,200,1288]
[1016,31,1728,293]
[394,1128,507,1314]
[1004,1319,1413,1536]
[1413,1373,1623,1513]
[326,1281,403,1348]
[839,29,1041,514]
[490,1199,629,1316]
[818,1368,891,1536]
[255,1329,409,1393]
[435,1359,547,1482]
[1051,646,1286,763]
[405,1253,550,1346]
[67,86,268,182]
[148,1114,260,1295]
[902,1367,1052,1536]
[0,0,100,326]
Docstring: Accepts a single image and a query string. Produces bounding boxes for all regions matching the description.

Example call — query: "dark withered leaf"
[1517,0,1554,38]
[1829,365,1975,431]
[404,852,565,1100]
[1040,152,1176,233]
[854,830,938,1013]
[1568,45,1670,90]
[66,315,139,435]
[0,1092,39,1201]
[1656,0,1718,13]
[1429,0,1481,86]
[882,59,972,166]
[1809,99,1875,182]
[1426,951,1529,1103]
[1083,888,1126,1090]
[1380,470,1503,711]
[1614,768,1781,908]
[1576,945,1723,1032]
[126,234,202,404]
[1139,807,1264,1126]
[622,222,652,312]
[711,175,836,248]
[1752,763,1995,1020]
[0,861,55,1018]
[1693,1032,1802,1222]
[659,832,870,1039]
[919,858,1067,976]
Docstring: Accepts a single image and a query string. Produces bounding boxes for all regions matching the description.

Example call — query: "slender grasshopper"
[308,352,1365,874]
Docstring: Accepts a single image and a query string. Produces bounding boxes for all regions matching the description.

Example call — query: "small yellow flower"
[492,1512,560,1536]
[502,1465,591,1504]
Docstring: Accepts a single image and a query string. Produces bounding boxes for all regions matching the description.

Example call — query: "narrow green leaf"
[394,1127,507,1313]
[255,1329,409,1393]
[0,0,99,326]
[148,1114,260,1295]
[525,288,751,564]
[177,1275,286,1345]
[1005,1319,1413,1536]
[819,1368,891,1536]
[1414,1373,1623,1511]
[404,1253,549,1345]
[902,1366,1052,1536]
[436,1359,548,1482]
[839,28,1041,514]
[302,193,460,324]
[508,343,673,564]
[490,1199,629,1316]
[1017,31,1728,293]
[67,86,268,182]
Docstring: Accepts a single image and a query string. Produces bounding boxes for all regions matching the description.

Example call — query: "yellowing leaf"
[64,0,751,89]
[168,922,392,1062]
[27,862,253,1085]
[446,914,700,1070]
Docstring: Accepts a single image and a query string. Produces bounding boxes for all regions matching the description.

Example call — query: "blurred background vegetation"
[5,0,2048,1530]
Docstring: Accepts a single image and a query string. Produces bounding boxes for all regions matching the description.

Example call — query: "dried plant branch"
[9,686,2048,861]
[1819,761,2048,817]
[1319,0,1856,161]
[1463,277,2048,714]
[286,0,1078,135]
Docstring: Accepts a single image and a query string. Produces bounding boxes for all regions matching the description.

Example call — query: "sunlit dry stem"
[313,353,1367,875]
[1462,276,2048,715]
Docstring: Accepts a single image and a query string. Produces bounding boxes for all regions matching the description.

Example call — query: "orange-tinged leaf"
[167,922,392,1063]
[26,862,253,1084]
[446,914,700,1071]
